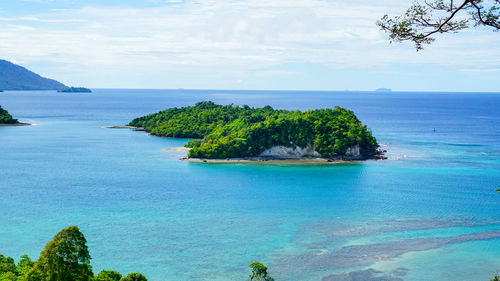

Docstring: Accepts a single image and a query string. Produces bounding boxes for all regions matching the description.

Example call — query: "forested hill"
[0,59,66,90]
[129,101,380,160]
[0,105,18,124]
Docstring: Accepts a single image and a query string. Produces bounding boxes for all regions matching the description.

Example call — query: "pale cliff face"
[259,145,321,158]
[345,144,361,159]
[259,144,362,159]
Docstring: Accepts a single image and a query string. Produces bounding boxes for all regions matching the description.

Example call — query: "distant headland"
[0,59,67,90]
[0,105,30,126]
[128,101,385,162]
[58,87,92,93]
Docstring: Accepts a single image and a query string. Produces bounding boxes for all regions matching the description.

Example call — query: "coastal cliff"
[257,144,365,160]
[259,144,321,158]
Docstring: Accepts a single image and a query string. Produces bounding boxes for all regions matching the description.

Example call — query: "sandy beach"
[165,147,191,152]
[182,157,357,166]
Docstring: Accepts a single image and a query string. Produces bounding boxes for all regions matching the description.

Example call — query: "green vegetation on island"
[0,105,18,124]
[247,262,274,281]
[58,87,92,93]
[0,59,66,90]
[129,101,381,160]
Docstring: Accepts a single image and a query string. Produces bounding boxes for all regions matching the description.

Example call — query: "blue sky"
[1,0,499,91]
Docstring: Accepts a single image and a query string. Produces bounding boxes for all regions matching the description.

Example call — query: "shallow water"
[1,89,499,281]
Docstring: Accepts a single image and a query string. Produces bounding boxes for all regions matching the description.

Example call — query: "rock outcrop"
[259,145,321,158]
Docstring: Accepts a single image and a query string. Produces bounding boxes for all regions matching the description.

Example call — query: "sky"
[1,0,499,91]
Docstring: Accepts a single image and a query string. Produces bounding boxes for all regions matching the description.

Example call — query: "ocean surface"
[1,89,499,281]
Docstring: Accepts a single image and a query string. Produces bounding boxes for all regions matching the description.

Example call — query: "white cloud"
[0,0,499,89]
[0,16,84,23]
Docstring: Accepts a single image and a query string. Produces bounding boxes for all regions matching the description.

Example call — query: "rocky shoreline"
[0,122,31,126]
[182,155,385,165]
[178,147,386,165]
[181,157,354,165]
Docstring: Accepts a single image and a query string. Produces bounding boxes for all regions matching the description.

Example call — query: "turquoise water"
[1,89,499,281]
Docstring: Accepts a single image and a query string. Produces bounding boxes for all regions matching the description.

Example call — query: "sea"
[1,89,499,281]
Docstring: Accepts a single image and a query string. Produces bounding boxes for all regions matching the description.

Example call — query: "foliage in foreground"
[378,0,499,50]
[2,226,500,280]
[0,226,147,281]
[0,226,273,281]
[0,105,18,124]
[129,101,378,159]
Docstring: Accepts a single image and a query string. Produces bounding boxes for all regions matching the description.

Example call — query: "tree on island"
[378,0,499,50]
[120,273,148,281]
[95,270,123,281]
[0,254,17,281]
[24,226,93,281]
[247,262,274,281]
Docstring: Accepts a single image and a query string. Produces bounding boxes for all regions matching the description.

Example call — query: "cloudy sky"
[1,0,499,91]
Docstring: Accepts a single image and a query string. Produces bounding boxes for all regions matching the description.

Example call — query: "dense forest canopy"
[129,101,379,159]
[0,105,18,124]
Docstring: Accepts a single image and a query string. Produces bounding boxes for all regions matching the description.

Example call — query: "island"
[128,101,384,161]
[58,87,92,93]
[0,105,30,126]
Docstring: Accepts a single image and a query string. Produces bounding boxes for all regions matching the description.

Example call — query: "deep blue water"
[1,89,499,281]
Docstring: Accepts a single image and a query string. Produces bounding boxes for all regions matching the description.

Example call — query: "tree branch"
[414,0,472,39]
[470,2,500,28]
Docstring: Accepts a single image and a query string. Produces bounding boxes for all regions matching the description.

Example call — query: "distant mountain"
[0,59,66,90]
